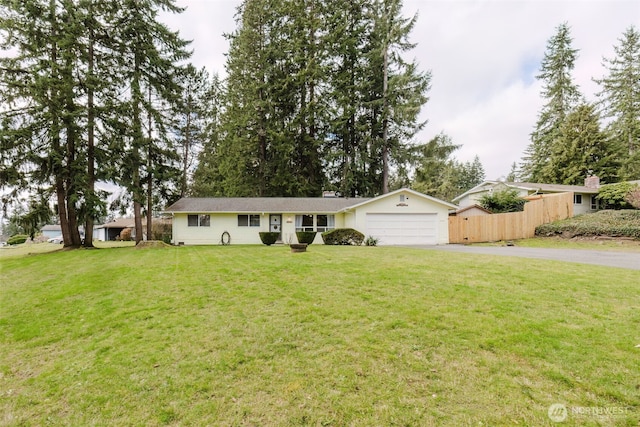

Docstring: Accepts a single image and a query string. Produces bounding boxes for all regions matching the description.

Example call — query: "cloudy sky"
[163,0,639,180]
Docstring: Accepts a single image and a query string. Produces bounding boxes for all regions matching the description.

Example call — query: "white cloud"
[441,79,543,180]
[165,0,640,180]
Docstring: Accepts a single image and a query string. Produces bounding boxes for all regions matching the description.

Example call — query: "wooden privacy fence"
[448,192,574,243]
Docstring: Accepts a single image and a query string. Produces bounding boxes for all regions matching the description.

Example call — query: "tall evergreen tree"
[458,155,485,190]
[214,0,330,197]
[364,0,430,194]
[369,0,430,193]
[543,103,621,184]
[506,162,519,182]
[110,0,189,242]
[203,0,430,198]
[281,0,326,196]
[0,0,189,246]
[411,133,460,200]
[595,26,640,179]
[1,0,85,247]
[190,73,225,196]
[521,23,582,183]
[411,135,485,202]
[173,66,214,197]
[77,0,130,247]
[214,0,280,196]
[323,0,370,197]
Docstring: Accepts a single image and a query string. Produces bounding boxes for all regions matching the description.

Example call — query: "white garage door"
[365,213,438,245]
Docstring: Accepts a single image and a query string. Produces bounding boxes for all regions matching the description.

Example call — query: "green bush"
[321,228,364,246]
[295,231,317,245]
[627,187,640,209]
[364,236,379,246]
[259,232,280,246]
[151,220,172,243]
[7,234,28,245]
[535,210,640,238]
[119,228,133,241]
[479,188,526,213]
[596,182,639,210]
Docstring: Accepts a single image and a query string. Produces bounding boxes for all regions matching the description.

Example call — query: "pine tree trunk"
[381,43,390,194]
[147,86,153,240]
[63,29,83,247]
[49,0,72,247]
[132,52,144,244]
[134,199,143,243]
[182,98,191,198]
[84,9,95,248]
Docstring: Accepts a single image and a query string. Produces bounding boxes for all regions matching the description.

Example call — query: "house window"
[188,214,210,227]
[296,214,315,232]
[295,214,335,232]
[591,196,599,210]
[317,214,328,232]
[238,214,260,227]
[574,194,582,204]
[316,214,336,232]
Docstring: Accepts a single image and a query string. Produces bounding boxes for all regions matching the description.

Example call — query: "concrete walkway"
[415,244,640,271]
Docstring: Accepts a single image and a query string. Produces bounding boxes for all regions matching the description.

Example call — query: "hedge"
[321,228,364,246]
[535,210,640,238]
[7,234,29,245]
[259,232,280,246]
[295,231,317,245]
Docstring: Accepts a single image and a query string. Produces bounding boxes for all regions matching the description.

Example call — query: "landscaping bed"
[536,209,640,239]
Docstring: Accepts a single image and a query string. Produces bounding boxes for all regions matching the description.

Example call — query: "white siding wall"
[343,211,357,229]
[172,213,267,245]
[351,190,451,245]
[457,193,483,208]
[172,212,347,245]
[92,228,106,241]
[573,193,598,215]
[42,230,61,239]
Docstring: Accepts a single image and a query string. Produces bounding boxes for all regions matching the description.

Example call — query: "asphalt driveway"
[416,244,640,270]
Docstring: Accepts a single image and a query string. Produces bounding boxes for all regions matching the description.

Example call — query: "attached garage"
[345,189,458,245]
[366,213,438,245]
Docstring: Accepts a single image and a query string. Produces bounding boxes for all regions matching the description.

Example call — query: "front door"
[269,214,282,241]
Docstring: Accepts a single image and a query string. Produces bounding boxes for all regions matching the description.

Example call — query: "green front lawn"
[476,236,640,252]
[1,245,638,426]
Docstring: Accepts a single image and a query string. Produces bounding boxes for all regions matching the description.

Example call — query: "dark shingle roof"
[453,180,600,202]
[511,182,599,194]
[41,224,62,231]
[164,197,371,213]
[95,218,136,229]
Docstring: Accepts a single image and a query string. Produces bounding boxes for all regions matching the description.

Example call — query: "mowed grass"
[0,240,136,260]
[1,245,639,426]
[478,237,640,252]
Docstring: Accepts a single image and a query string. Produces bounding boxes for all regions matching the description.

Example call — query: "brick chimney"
[584,175,600,189]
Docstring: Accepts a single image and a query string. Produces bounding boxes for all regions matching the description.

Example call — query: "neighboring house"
[41,224,62,239]
[164,188,457,246]
[452,176,602,216]
[450,204,493,218]
[93,218,136,241]
[40,224,84,239]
